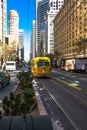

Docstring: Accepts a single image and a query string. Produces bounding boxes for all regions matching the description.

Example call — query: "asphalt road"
[0,71,19,100]
[0,68,87,129]
[0,66,29,101]
[35,70,87,130]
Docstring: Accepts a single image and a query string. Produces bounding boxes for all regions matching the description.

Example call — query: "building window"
[2,4,3,9]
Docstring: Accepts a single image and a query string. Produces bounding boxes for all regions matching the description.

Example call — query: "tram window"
[37,62,50,66]
[38,62,43,66]
[44,62,49,66]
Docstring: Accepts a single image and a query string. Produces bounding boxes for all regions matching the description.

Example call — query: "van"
[5,61,17,71]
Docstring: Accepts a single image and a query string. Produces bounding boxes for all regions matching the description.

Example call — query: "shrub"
[2,73,36,116]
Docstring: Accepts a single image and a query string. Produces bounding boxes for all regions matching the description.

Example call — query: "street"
[0,71,19,100]
[0,65,29,101]
[0,68,87,129]
[35,69,87,130]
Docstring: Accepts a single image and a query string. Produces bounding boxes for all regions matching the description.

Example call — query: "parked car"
[60,66,66,71]
[0,71,10,88]
[28,65,31,72]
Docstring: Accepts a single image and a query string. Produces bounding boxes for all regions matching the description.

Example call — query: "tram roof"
[32,57,50,62]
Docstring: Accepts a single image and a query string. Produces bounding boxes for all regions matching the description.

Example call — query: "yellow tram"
[31,57,51,77]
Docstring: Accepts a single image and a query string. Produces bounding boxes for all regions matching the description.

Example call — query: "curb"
[11,81,19,93]
[32,80,47,115]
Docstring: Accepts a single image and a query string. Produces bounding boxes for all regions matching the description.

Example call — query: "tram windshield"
[37,62,50,67]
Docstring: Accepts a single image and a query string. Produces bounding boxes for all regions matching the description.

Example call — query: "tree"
[8,41,17,61]
[0,40,19,63]
[0,42,3,58]
[3,44,10,61]
[45,53,54,65]
[75,37,87,58]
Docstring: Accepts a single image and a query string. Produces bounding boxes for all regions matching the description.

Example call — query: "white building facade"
[0,0,7,66]
[0,0,6,43]
[19,29,24,60]
[46,0,64,54]
[31,20,36,60]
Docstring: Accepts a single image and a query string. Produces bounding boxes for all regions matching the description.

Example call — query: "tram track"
[37,77,87,130]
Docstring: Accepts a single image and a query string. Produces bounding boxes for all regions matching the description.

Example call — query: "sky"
[7,0,36,62]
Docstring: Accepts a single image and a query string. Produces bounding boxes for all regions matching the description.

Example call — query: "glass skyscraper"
[36,0,49,56]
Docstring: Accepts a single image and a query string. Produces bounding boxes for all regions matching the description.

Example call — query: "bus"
[5,61,17,71]
[31,57,51,77]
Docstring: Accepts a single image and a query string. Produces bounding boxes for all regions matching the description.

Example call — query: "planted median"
[2,71,39,116]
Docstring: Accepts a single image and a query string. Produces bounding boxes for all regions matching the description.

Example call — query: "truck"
[65,58,87,72]
[5,61,17,71]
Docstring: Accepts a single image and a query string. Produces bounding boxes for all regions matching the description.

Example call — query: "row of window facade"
[54,0,87,59]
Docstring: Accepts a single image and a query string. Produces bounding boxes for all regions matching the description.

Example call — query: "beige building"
[8,10,19,52]
[8,34,17,49]
[54,0,87,65]
[8,10,20,61]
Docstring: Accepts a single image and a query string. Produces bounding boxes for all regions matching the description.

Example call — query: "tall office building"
[41,21,46,56]
[19,29,24,60]
[8,10,19,51]
[46,0,64,54]
[0,0,7,66]
[36,0,49,56]
[36,0,42,56]
[31,20,36,60]
[0,0,7,43]
[8,10,19,35]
